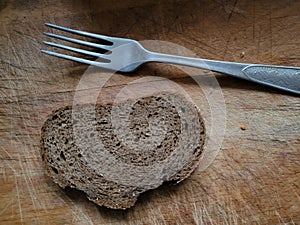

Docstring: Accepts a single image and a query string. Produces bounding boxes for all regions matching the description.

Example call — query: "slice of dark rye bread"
[40,93,206,209]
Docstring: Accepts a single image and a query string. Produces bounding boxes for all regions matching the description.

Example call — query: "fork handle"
[148,52,300,94]
[241,65,300,94]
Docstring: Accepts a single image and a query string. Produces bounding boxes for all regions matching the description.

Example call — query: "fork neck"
[147,51,248,77]
[147,51,215,70]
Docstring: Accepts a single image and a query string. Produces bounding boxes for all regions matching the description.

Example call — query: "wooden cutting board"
[1,0,299,224]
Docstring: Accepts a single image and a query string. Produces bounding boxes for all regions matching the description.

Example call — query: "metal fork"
[42,23,300,94]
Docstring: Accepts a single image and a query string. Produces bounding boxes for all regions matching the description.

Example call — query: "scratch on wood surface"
[269,4,273,58]
[275,210,285,224]
[63,193,94,225]
[227,0,238,21]
[189,183,214,224]
[170,192,185,224]
[6,32,22,71]
[294,189,300,201]
[70,206,94,225]
[196,160,263,223]
[1,147,16,173]
[212,0,244,20]
[0,198,13,217]
[147,203,166,225]
[14,174,23,224]
[222,36,231,60]
[3,22,52,220]
[192,202,204,225]
[17,154,39,213]
[5,29,24,153]
[252,1,255,40]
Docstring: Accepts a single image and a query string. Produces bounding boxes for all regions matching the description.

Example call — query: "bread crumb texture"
[41,93,205,209]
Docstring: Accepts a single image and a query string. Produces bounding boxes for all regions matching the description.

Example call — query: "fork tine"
[45,23,115,44]
[43,41,110,59]
[44,32,113,50]
[41,50,111,68]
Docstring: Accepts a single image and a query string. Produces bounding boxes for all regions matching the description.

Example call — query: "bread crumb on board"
[240,125,248,131]
[240,51,245,58]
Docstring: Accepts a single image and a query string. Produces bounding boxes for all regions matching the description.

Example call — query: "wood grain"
[0,0,299,224]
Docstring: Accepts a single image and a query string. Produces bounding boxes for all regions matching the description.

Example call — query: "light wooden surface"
[1,0,299,224]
